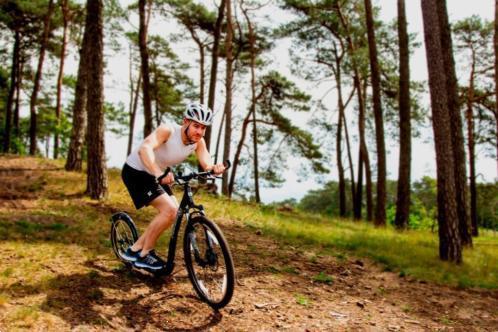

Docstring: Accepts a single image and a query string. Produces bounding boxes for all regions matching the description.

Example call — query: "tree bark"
[364,0,386,226]
[3,30,19,153]
[29,0,55,155]
[188,29,205,104]
[362,77,373,221]
[54,0,69,159]
[355,149,364,220]
[127,68,141,156]
[336,4,369,220]
[494,0,498,179]
[436,0,472,246]
[205,0,226,150]
[85,0,108,199]
[466,52,478,237]
[214,111,225,163]
[394,0,412,229]
[333,44,346,216]
[342,105,356,215]
[222,0,234,196]
[228,108,253,197]
[14,53,23,143]
[138,0,153,137]
[421,0,462,263]
[66,22,90,171]
[242,4,261,203]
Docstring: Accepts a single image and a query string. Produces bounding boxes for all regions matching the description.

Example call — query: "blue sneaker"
[122,247,141,262]
[134,250,165,270]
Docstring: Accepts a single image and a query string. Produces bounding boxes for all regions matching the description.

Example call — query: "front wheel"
[110,212,139,266]
[183,216,235,309]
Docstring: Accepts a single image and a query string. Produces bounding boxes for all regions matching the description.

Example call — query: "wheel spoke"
[188,221,230,303]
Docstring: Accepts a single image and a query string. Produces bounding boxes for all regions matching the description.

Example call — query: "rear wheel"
[183,216,235,309]
[110,212,139,266]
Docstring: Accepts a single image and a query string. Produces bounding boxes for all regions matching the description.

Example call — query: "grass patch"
[220,202,498,289]
[265,266,281,274]
[312,271,334,284]
[2,155,498,304]
[281,266,299,275]
[294,293,310,306]
[7,305,40,325]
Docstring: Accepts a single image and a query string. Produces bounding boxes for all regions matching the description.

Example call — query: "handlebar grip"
[157,167,171,182]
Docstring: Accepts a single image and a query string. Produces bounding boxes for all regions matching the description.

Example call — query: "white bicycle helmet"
[184,102,213,126]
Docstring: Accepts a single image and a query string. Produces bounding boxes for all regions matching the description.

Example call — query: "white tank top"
[126,124,197,174]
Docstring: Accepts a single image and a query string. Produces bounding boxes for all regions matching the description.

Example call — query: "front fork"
[186,209,217,269]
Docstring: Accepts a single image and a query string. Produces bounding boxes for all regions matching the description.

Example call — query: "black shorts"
[121,163,173,209]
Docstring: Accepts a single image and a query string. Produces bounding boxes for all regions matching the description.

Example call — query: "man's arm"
[138,124,172,178]
[195,138,225,174]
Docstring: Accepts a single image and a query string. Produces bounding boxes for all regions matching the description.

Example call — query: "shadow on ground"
[2,260,223,330]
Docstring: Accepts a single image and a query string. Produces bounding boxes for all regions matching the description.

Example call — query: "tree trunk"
[85,0,107,199]
[251,104,260,203]
[138,0,153,137]
[127,68,141,156]
[214,111,225,163]
[205,0,226,150]
[333,45,346,216]
[29,0,55,155]
[222,0,233,196]
[421,0,462,263]
[494,0,498,179]
[3,30,19,153]
[362,77,374,221]
[364,0,386,226]
[199,44,205,104]
[355,150,363,220]
[14,53,23,144]
[241,5,260,203]
[466,54,478,237]
[66,22,90,171]
[189,29,205,104]
[228,108,253,198]
[436,0,472,246]
[54,0,69,159]
[336,3,371,221]
[152,59,161,127]
[342,106,356,215]
[394,0,412,229]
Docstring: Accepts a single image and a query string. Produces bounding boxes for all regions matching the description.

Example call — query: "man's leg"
[131,193,178,256]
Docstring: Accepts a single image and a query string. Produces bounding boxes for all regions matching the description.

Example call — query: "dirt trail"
[0,156,497,331]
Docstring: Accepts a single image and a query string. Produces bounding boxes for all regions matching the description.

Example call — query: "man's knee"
[159,206,178,222]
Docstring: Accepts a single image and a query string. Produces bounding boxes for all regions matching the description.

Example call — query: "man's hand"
[158,172,174,185]
[211,163,226,175]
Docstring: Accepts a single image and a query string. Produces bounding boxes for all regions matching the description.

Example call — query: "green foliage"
[255,71,326,178]
[312,271,333,284]
[476,183,498,230]
[453,15,497,160]
[157,0,216,33]
[104,101,128,136]
[147,35,195,124]
[298,181,350,216]
[294,293,310,306]
[298,175,497,231]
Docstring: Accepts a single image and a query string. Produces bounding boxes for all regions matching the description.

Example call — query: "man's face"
[184,119,207,142]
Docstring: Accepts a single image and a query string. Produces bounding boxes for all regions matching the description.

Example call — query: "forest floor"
[0,155,497,331]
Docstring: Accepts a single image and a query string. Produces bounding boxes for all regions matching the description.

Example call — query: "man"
[121,102,226,270]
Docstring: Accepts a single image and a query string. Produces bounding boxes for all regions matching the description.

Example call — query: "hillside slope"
[0,155,497,331]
